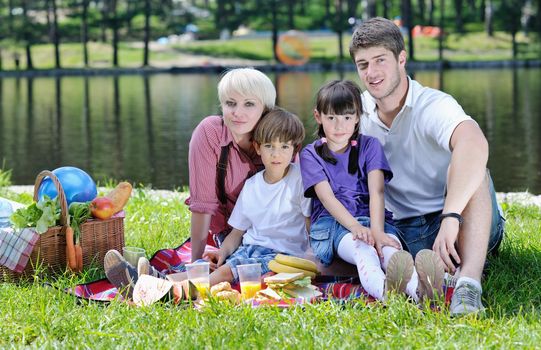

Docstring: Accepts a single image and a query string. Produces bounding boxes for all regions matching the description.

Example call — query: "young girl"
[300,80,443,302]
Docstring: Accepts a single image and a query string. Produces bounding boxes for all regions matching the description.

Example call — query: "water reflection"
[0,69,539,194]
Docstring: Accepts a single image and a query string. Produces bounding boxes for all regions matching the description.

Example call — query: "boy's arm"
[204,228,245,268]
[367,169,401,257]
[314,181,374,245]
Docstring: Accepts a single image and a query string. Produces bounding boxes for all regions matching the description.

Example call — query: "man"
[349,17,504,316]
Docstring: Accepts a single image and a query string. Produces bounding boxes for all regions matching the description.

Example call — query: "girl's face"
[222,91,266,143]
[314,110,359,153]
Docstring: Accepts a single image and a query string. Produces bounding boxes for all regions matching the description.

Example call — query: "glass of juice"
[186,261,210,299]
[237,263,262,300]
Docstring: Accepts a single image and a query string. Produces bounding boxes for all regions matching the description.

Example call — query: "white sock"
[455,276,482,291]
[337,233,386,300]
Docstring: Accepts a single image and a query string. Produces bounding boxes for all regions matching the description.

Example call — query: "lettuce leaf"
[10,196,60,234]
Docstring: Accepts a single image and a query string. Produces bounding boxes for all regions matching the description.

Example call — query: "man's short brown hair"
[349,17,405,60]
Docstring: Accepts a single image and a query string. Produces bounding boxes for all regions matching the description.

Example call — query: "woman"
[187,68,276,262]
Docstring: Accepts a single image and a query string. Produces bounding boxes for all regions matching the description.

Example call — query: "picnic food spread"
[254,272,323,301]
[268,254,318,278]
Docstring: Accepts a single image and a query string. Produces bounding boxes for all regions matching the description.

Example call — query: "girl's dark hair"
[314,80,362,175]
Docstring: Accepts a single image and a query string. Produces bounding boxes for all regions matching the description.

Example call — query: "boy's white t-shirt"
[228,163,311,257]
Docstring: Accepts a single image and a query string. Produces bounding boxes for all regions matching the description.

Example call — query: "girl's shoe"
[415,249,445,301]
[385,250,414,295]
[104,249,138,299]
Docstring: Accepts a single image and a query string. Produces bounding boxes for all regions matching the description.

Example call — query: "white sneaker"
[450,282,486,316]
[137,256,166,279]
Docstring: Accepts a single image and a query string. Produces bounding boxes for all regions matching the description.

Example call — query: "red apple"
[90,197,115,220]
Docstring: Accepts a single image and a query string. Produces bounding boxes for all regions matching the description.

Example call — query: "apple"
[90,197,115,220]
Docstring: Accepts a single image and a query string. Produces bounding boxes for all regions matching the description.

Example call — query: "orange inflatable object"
[276,30,310,66]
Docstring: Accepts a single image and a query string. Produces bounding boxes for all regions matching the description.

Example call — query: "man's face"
[353,46,406,101]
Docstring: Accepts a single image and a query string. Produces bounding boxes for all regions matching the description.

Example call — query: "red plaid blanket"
[0,228,40,273]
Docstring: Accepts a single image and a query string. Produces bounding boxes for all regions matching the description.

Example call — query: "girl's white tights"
[337,233,419,301]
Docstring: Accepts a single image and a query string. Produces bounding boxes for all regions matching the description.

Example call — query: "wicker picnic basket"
[0,170,124,281]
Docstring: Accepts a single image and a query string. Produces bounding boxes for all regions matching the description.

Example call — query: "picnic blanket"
[67,239,373,303]
[0,228,40,273]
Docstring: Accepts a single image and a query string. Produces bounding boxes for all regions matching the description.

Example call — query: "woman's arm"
[191,212,212,262]
[314,181,374,245]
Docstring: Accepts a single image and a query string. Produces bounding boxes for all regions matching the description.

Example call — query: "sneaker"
[104,249,138,299]
[450,281,486,316]
[137,256,166,279]
[385,250,414,295]
[415,249,445,301]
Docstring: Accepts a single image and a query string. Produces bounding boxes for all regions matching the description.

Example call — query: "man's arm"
[433,120,489,271]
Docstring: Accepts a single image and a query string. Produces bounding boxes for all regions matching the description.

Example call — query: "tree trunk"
[287,0,295,29]
[428,0,435,25]
[336,0,344,61]
[46,0,53,41]
[143,0,151,66]
[271,0,279,62]
[485,0,493,37]
[52,0,61,69]
[8,0,14,33]
[402,0,415,61]
[82,0,89,67]
[383,0,391,18]
[538,0,541,38]
[348,0,360,18]
[101,0,108,42]
[112,0,119,67]
[22,0,33,70]
[454,0,464,33]
[325,0,331,26]
[418,0,426,23]
[366,0,377,18]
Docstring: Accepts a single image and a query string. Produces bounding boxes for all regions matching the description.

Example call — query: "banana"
[275,254,318,273]
[268,260,316,278]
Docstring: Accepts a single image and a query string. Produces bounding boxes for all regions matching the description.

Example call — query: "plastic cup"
[122,246,146,266]
[237,263,262,300]
[186,261,210,299]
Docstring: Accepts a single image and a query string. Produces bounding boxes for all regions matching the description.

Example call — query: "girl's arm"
[314,181,374,245]
[367,169,401,257]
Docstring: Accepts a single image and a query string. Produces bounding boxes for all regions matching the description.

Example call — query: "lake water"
[0,68,540,194]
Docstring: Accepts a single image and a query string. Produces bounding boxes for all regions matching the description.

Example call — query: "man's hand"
[350,224,375,246]
[203,249,227,271]
[432,219,461,273]
[373,233,402,258]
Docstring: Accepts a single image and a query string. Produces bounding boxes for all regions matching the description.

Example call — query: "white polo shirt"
[360,77,473,220]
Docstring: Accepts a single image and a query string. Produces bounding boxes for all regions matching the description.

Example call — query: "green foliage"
[1,185,541,348]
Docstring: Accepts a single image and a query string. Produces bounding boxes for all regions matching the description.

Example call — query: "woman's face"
[222,91,266,143]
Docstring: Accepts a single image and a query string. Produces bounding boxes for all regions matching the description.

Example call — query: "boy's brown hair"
[253,107,305,151]
[349,17,405,60]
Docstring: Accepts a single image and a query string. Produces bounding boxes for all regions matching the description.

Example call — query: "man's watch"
[439,212,464,226]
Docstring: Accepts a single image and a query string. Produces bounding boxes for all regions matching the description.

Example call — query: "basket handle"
[33,170,70,227]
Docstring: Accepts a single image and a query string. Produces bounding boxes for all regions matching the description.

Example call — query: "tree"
[49,0,61,69]
[366,0,377,18]
[418,0,426,22]
[428,0,436,25]
[81,0,90,66]
[143,0,151,66]
[485,0,494,36]
[21,0,34,70]
[454,0,464,33]
[335,0,345,61]
[286,0,295,29]
[402,0,415,61]
[111,0,119,67]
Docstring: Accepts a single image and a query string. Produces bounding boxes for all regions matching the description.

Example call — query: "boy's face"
[255,138,295,178]
[353,46,406,101]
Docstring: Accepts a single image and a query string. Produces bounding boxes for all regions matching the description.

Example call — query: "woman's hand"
[203,249,227,271]
[372,232,402,258]
[350,224,375,246]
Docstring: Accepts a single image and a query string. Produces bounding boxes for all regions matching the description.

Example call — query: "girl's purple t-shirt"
[300,134,394,224]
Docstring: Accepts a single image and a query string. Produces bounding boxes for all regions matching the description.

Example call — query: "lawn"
[1,183,541,348]
[1,30,539,71]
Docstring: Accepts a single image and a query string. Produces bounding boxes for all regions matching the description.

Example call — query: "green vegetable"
[69,201,92,241]
[10,195,60,234]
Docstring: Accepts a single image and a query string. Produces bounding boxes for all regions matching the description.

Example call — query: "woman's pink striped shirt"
[187,115,263,236]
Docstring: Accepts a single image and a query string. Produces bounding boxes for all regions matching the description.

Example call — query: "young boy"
[104,107,310,297]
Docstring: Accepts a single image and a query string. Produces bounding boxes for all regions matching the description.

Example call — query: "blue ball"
[38,166,97,206]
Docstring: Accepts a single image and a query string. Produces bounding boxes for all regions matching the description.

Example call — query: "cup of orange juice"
[186,261,210,299]
[237,263,262,300]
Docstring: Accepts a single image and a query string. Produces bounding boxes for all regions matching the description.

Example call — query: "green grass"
[1,30,539,71]
[1,185,541,348]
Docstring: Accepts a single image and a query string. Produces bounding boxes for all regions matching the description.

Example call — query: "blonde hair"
[218,68,276,110]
